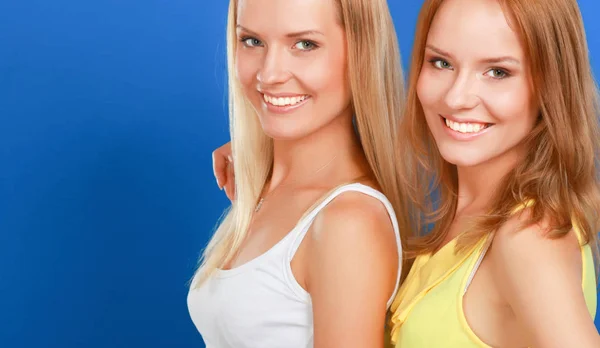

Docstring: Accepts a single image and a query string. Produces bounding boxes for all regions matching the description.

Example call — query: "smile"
[443,117,492,134]
[263,94,310,107]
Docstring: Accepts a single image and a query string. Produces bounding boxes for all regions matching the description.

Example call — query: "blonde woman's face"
[235,0,352,140]
[417,0,538,169]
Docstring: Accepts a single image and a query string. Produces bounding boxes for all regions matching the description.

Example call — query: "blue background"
[1,1,598,347]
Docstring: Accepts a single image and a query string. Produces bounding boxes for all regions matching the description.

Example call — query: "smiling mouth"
[262,94,310,107]
[441,115,493,134]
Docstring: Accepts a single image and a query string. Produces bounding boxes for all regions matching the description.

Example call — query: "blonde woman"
[390,0,600,346]
[188,0,410,347]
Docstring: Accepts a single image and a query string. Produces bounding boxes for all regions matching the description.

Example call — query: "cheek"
[484,82,537,129]
[416,69,448,132]
[416,69,445,111]
[329,51,349,92]
[310,57,349,94]
[235,49,259,88]
[416,72,430,108]
[296,51,349,100]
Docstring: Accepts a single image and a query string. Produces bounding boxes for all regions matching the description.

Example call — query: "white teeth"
[444,118,488,134]
[263,94,308,107]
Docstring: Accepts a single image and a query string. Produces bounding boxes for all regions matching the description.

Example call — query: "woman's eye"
[484,68,509,79]
[294,40,317,51]
[432,59,452,70]
[241,37,262,47]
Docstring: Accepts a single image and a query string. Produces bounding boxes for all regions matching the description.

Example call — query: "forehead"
[427,0,525,61]
[236,0,340,34]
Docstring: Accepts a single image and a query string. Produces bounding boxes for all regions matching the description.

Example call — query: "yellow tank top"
[388,224,597,347]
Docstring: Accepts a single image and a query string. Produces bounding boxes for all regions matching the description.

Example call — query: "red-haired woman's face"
[417,0,538,169]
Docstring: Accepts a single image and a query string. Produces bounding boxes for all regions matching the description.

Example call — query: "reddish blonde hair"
[399,0,600,257]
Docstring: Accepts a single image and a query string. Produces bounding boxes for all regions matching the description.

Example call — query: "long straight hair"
[194,0,410,286]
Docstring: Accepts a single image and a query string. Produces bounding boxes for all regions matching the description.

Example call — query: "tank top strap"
[284,183,403,308]
[463,234,493,295]
[286,183,400,260]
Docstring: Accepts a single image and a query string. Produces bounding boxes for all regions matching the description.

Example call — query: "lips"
[262,94,310,107]
[444,118,490,133]
[438,114,495,140]
[259,92,312,114]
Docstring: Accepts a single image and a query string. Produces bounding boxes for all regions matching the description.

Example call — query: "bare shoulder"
[310,186,396,245]
[306,185,400,347]
[306,186,400,286]
[488,210,598,347]
[490,210,581,273]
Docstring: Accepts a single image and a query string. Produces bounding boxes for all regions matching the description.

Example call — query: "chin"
[260,123,306,141]
[437,147,488,168]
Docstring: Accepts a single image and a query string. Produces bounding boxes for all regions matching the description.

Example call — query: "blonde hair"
[400,0,600,257]
[194,0,410,285]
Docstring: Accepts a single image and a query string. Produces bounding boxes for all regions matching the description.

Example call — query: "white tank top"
[187,183,403,348]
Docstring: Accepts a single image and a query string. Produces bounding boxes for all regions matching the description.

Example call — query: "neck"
[455,144,525,215]
[267,108,366,193]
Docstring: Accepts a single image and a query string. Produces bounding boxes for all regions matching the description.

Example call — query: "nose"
[443,72,480,110]
[256,47,292,86]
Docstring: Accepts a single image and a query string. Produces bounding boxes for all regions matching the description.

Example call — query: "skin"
[418,0,600,346]
[217,0,400,346]
[216,0,599,346]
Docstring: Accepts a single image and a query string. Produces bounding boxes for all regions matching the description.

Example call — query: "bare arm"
[492,220,600,348]
[307,192,400,348]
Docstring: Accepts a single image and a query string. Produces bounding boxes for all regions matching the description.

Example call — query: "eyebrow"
[425,44,521,66]
[236,25,324,38]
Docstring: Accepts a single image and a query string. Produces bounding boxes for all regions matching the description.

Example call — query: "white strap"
[463,237,493,295]
[286,183,403,308]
